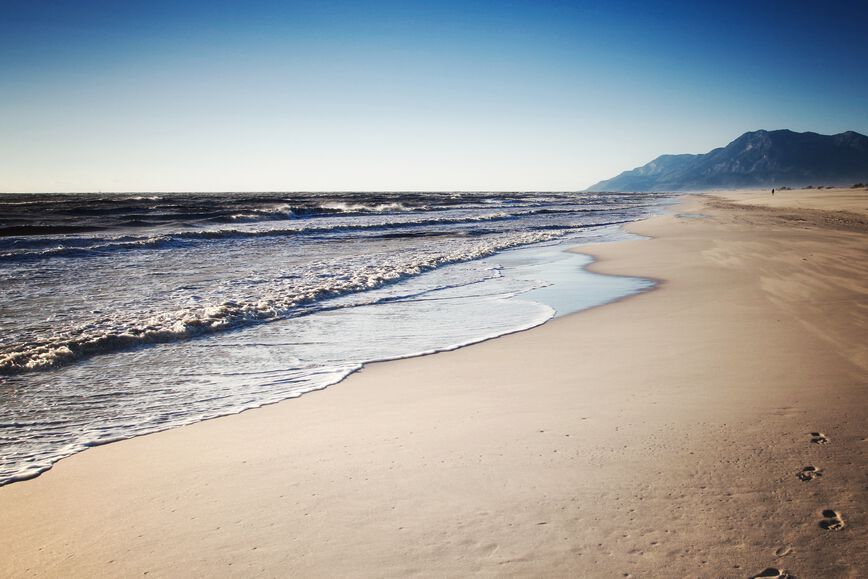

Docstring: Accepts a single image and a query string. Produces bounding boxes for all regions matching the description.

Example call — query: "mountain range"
[586,129,868,192]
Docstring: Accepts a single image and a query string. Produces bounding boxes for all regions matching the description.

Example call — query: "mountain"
[586,130,868,192]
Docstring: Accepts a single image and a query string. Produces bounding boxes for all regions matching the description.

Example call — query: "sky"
[1,0,867,192]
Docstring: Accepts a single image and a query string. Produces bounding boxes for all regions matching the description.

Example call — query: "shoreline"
[2,189,866,577]
[0,220,658,488]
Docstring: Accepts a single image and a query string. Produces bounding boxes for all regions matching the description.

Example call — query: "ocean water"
[0,191,667,484]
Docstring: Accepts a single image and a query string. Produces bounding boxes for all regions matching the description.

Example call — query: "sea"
[0,191,669,484]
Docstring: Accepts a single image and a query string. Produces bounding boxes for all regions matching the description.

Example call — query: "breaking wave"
[0,229,573,374]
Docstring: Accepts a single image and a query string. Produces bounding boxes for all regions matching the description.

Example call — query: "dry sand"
[717,186,868,215]
[1,190,866,578]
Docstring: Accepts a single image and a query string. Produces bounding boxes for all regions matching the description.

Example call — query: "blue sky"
[2,0,866,192]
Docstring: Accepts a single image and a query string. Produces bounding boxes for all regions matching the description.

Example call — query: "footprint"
[752,567,794,578]
[810,432,829,444]
[797,466,822,481]
[774,546,792,557]
[819,509,845,531]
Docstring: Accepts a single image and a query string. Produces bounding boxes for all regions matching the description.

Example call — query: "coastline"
[0,219,655,487]
[1,190,866,577]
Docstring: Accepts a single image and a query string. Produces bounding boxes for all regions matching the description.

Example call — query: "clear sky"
[2,0,867,192]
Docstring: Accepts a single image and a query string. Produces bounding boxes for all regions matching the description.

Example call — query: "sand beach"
[1,189,866,577]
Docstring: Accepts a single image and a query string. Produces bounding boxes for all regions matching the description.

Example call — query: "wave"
[0,212,522,261]
[220,201,426,223]
[0,203,642,261]
[0,228,576,375]
[318,201,415,213]
[0,225,107,237]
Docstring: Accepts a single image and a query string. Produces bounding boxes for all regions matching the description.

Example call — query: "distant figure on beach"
[771,188,775,195]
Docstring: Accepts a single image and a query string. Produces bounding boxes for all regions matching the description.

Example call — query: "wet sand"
[1,189,866,577]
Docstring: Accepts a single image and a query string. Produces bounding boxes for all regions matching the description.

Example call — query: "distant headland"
[587,129,868,192]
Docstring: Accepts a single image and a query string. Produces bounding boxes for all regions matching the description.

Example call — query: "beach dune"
[1,190,866,577]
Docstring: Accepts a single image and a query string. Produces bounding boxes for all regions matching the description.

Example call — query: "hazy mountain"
[586,129,868,192]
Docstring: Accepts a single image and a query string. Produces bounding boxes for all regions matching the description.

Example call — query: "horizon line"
[0,189,602,195]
